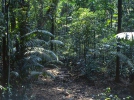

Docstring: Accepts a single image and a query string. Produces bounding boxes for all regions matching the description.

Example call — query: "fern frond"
[25,55,42,62]
[25,51,52,61]
[21,55,43,69]
[11,71,19,77]
[24,39,48,47]
[43,70,55,79]
[45,64,59,68]
[23,61,43,69]
[44,50,58,61]
[48,40,64,45]
[111,52,134,68]
[30,71,42,76]
[21,30,54,38]
[46,60,64,65]
[29,71,55,79]
[31,47,45,51]
[28,71,42,81]
[127,60,134,69]
[117,53,128,61]
[27,48,58,61]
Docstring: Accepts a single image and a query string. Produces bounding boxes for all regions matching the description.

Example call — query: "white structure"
[116,32,134,41]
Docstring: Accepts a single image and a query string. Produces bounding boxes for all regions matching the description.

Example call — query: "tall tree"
[2,0,9,87]
[115,0,122,82]
[48,0,59,50]
[1,0,10,99]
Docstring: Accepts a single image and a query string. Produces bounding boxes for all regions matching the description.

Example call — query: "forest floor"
[28,66,134,100]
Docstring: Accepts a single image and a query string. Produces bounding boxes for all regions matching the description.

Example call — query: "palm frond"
[21,30,54,38]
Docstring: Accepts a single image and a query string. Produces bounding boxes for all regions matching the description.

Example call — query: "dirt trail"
[28,67,133,100]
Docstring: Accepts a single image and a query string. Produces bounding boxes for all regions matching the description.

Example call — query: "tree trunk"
[51,16,54,51]
[115,0,122,82]
[2,36,8,86]
[2,0,10,89]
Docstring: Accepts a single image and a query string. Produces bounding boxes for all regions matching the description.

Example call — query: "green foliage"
[84,60,101,80]
[59,0,134,84]
[1,0,134,99]
[93,87,133,100]
[12,30,63,81]
[0,85,6,91]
